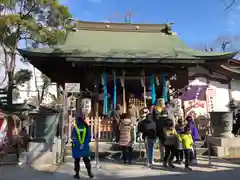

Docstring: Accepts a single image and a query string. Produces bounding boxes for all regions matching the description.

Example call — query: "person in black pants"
[71,97,94,179]
[122,146,133,164]
[184,149,194,170]
[175,147,184,164]
[178,126,194,170]
[163,145,176,168]
[74,157,92,177]
[163,120,177,168]
[138,113,157,165]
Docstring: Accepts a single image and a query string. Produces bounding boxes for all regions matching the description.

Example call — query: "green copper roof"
[18,30,237,60]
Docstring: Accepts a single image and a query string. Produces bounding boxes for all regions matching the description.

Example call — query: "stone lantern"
[209,111,233,138]
[210,99,236,138]
[207,99,240,157]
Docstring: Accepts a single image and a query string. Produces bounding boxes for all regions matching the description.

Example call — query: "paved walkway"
[1,157,240,180]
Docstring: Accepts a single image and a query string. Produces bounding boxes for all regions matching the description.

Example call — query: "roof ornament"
[161,24,172,35]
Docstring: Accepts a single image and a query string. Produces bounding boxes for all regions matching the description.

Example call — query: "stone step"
[0,153,18,165]
[64,148,208,163]
[65,141,205,153]
[64,141,208,163]
[65,141,206,153]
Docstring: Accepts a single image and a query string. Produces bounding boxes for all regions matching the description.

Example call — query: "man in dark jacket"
[154,108,170,161]
[110,104,122,142]
[138,113,156,166]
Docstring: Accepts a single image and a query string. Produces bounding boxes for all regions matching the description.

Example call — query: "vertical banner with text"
[206,87,216,112]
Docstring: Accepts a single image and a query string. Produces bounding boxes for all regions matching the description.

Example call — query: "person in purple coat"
[186,116,200,160]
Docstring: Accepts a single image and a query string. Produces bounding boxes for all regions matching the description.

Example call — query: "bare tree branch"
[225,0,236,10]
[221,41,231,52]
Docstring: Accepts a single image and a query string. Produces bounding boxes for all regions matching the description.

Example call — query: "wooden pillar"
[228,78,232,101]
[93,78,100,167]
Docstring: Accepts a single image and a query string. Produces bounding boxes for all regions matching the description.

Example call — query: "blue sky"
[59,0,240,47]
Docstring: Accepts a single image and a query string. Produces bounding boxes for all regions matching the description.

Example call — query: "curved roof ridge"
[72,20,173,33]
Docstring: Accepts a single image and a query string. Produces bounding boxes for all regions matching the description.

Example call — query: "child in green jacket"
[177,127,194,170]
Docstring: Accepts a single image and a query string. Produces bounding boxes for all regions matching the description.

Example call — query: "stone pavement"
[1,157,240,180]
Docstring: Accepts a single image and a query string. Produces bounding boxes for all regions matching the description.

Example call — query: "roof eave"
[18,48,238,64]
[194,52,238,59]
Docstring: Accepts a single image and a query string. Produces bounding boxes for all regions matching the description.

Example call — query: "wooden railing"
[195,118,213,139]
[69,117,114,142]
[88,117,114,141]
[87,117,213,141]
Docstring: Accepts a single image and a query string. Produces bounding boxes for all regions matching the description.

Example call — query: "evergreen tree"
[0,0,72,107]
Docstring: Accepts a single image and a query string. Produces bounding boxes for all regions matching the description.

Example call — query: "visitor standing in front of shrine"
[110,104,122,142]
[175,119,185,164]
[138,113,157,166]
[163,119,177,168]
[177,126,194,170]
[71,98,94,179]
[186,116,200,162]
[128,103,139,144]
[119,111,134,164]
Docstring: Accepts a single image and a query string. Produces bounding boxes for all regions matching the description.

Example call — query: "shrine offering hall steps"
[64,141,207,162]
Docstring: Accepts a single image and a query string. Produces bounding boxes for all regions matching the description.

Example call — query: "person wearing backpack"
[138,113,157,166]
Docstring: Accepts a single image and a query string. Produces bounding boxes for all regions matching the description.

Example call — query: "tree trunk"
[56,83,61,99]
[7,71,14,138]
[40,85,46,104]
[33,67,41,106]
[7,71,13,107]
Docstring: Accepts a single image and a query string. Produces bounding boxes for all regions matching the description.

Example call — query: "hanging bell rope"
[141,70,147,107]
[121,70,126,113]
[113,70,117,110]
[102,72,108,115]
[156,76,160,86]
